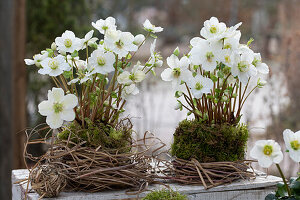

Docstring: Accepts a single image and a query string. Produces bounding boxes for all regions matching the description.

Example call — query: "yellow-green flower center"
[225,55,231,63]
[263,145,273,156]
[129,73,136,81]
[206,52,214,62]
[115,40,124,49]
[48,59,59,70]
[102,25,108,30]
[64,39,73,48]
[195,82,204,90]
[290,140,300,150]
[97,56,106,66]
[173,68,181,78]
[252,58,260,67]
[53,102,63,113]
[238,61,249,72]
[224,44,232,49]
[210,26,217,34]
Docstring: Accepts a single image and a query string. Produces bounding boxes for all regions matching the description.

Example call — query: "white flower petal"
[38,101,53,116]
[48,88,65,102]
[60,109,75,121]
[61,94,78,109]
[46,114,64,129]
[161,68,173,81]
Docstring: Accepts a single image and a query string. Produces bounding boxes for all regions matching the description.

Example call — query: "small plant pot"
[171,119,248,163]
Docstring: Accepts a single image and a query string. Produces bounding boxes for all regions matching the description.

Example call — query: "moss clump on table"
[57,119,132,153]
[142,189,187,200]
[171,119,248,162]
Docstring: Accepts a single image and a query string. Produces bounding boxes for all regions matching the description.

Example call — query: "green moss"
[57,119,132,153]
[171,119,248,162]
[142,189,187,200]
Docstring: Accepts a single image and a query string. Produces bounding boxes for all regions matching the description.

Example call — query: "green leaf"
[192,72,197,77]
[217,70,224,78]
[290,179,300,195]
[111,91,118,98]
[71,50,78,58]
[151,69,156,76]
[276,182,288,197]
[63,71,72,79]
[247,37,254,47]
[211,75,218,82]
[265,193,277,200]
[173,47,180,57]
[187,111,192,116]
[46,48,54,57]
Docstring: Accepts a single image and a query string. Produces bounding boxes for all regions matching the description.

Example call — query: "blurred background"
[1,0,300,199]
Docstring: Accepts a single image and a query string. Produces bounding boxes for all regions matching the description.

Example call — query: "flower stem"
[276,164,292,197]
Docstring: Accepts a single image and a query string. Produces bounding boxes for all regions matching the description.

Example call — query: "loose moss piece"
[57,120,132,153]
[171,119,248,162]
[142,189,187,200]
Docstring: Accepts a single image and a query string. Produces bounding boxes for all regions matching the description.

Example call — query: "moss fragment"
[57,120,132,153]
[142,189,187,200]
[171,119,248,162]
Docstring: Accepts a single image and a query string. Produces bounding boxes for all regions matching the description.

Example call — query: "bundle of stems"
[182,66,260,125]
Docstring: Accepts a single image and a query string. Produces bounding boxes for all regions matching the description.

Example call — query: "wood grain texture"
[12,169,281,200]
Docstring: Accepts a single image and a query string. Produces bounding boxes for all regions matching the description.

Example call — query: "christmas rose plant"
[250,129,300,200]
[25,17,163,149]
[162,17,269,162]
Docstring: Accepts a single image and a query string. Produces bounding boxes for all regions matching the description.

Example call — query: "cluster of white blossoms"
[250,129,300,168]
[161,17,269,102]
[25,17,163,129]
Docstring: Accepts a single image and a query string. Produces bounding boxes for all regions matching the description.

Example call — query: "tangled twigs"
[156,158,256,189]
[23,122,166,198]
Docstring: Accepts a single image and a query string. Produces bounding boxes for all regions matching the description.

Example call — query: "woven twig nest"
[30,164,67,198]
[169,158,255,189]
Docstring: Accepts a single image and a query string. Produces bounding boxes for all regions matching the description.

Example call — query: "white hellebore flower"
[143,19,163,33]
[190,40,222,72]
[200,17,227,41]
[161,54,191,88]
[38,88,78,129]
[148,39,163,68]
[81,30,98,49]
[252,53,269,74]
[89,48,115,74]
[39,55,71,76]
[117,63,145,85]
[104,30,138,58]
[24,52,48,67]
[55,30,82,53]
[92,16,117,34]
[122,84,139,99]
[187,75,213,99]
[133,34,145,46]
[231,50,257,84]
[250,140,283,168]
[283,129,300,162]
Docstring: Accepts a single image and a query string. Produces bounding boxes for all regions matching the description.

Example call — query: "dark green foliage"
[265,177,300,200]
[171,119,248,162]
[142,189,187,200]
[57,119,132,153]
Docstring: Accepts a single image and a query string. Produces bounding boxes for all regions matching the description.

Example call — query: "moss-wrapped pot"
[171,119,248,163]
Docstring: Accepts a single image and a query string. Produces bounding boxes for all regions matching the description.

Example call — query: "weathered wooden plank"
[12,169,281,200]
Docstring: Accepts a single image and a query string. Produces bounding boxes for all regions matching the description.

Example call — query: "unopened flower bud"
[51,42,57,51]
[133,34,145,46]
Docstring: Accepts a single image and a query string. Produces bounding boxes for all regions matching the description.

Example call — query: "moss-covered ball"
[171,119,248,162]
[56,119,132,153]
[142,189,187,200]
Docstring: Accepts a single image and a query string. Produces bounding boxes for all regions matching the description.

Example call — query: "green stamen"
[173,68,181,78]
[48,59,59,70]
[64,39,72,48]
[210,26,217,34]
[206,52,214,62]
[263,145,273,156]
[115,40,124,49]
[53,102,63,113]
[237,61,249,72]
[195,82,203,90]
[97,57,106,66]
[291,140,300,150]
